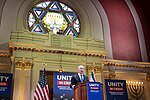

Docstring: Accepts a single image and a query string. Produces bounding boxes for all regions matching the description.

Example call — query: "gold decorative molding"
[15,60,32,70]
[0,50,9,57]
[103,59,150,68]
[9,45,106,58]
[0,53,10,57]
[87,66,103,73]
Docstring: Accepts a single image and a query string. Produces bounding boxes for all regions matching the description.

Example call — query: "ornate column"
[13,58,32,100]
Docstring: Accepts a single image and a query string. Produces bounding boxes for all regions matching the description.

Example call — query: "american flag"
[34,68,50,100]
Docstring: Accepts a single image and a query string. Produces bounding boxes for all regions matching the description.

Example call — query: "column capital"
[87,66,103,74]
[15,60,32,70]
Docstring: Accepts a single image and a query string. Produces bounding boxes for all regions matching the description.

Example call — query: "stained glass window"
[27,1,80,37]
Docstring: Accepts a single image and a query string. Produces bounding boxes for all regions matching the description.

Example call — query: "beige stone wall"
[10,30,106,100]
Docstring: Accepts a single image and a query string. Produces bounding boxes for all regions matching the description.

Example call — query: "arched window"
[27,1,80,37]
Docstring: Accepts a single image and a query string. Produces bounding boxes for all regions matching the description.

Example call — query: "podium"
[74,82,103,100]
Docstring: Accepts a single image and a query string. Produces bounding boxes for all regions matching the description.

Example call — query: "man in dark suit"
[70,65,89,89]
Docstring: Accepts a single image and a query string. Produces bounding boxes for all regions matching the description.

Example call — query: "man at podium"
[70,65,89,89]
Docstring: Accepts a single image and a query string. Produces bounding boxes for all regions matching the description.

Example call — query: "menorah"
[126,81,144,100]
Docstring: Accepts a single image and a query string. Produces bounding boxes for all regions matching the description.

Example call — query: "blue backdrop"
[53,72,76,100]
[105,79,128,100]
[0,73,13,100]
[87,82,103,100]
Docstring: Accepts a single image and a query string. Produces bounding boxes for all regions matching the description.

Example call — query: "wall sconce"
[58,63,63,72]
[109,74,116,79]
[146,76,150,83]
[126,81,144,100]
[59,69,63,72]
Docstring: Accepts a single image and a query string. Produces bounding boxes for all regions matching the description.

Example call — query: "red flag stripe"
[37,84,45,99]
[43,86,49,100]
[34,95,37,100]
[34,89,40,100]
[37,84,45,100]
[45,85,50,99]
[35,88,42,100]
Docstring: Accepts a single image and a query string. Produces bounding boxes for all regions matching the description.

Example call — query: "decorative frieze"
[103,59,150,69]
[9,31,106,58]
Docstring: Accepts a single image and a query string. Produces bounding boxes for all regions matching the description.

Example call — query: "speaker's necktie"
[81,74,83,82]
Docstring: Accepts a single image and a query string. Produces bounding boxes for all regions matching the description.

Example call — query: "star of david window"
[27,1,80,37]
